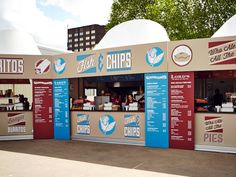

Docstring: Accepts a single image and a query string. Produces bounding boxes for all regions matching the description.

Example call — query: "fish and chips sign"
[0,58,24,74]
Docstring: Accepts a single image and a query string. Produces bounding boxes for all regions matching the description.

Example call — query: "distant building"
[67,24,106,52]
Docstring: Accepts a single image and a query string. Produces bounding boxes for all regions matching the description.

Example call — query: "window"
[91,30,95,34]
[91,35,95,39]
[74,38,78,42]
[86,36,90,40]
[68,44,72,48]
[74,33,78,36]
[80,32,83,35]
[79,37,83,41]
[91,41,96,45]
[80,48,84,52]
[74,44,78,47]
[86,31,90,35]
[68,39,72,43]
[68,34,72,37]
[86,47,90,50]
[86,42,90,46]
[74,49,78,52]
[80,43,84,46]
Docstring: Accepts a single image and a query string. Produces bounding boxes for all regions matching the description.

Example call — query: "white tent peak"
[0,29,41,55]
[94,19,170,50]
[212,15,236,38]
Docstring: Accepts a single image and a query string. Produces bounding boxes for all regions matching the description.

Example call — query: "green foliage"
[106,0,236,40]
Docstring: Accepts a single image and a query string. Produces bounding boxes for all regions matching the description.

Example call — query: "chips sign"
[0,58,24,74]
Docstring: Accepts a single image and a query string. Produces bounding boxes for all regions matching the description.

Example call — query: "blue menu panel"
[145,72,169,148]
[53,79,70,140]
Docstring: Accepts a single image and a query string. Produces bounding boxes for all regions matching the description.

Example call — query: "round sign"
[172,45,192,66]
[98,115,116,135]
[54,58,66,74]
[145,47,164,67]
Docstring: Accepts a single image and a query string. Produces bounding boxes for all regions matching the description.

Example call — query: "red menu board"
[33,79,53,139]
[169,72,194,150]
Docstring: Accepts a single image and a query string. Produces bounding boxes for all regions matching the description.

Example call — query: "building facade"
[67,24,106,52]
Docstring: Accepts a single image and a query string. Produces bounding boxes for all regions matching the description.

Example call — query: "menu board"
[53,79,70,140]
[33,79,53,139]
[169,72,194,149]
[145,72,169,148]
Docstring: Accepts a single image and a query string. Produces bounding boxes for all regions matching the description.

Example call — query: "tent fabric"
[212,15,236,38]
[0,29,41,55]
[94,19,170,50]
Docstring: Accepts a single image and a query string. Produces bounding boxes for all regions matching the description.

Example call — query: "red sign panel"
[33,79,53,139]
[169,72,194,150]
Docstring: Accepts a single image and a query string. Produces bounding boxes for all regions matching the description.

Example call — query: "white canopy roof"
[212,15,236,38]
[0,29,41,55]
[94,19,170,50]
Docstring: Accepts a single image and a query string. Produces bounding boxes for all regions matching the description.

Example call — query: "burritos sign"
[0,58,24,74]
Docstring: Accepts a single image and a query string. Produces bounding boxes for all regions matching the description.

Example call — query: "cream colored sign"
[209,40,236,65]
[195,113,236,147]
[71,111,145,141]
[0,58,24,74]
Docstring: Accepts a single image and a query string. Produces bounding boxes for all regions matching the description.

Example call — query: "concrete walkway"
[0,140,235,177]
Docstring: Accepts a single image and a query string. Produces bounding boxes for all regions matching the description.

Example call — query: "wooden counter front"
[195,113,236,153]
[71,111,145,146]
[0,111,33,140]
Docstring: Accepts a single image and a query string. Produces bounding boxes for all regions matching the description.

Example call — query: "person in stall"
[125,94,136,105]
[213,89,224,107]
[23,97,30,111]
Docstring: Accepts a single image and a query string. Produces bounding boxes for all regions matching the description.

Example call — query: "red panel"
[208,41,232,48]
[33,79,53,139]
[169,72,194,150]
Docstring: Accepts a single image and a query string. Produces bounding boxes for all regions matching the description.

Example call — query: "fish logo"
[54,58,66,74]
[146,47,164,67]
[99,115,116,135]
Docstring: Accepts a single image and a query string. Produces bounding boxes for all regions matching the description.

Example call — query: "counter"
[0,111,33,140]
[195,112,236,153]
[71,111,145,146]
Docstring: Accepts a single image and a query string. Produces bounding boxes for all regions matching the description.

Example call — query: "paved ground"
[0,140,235,177]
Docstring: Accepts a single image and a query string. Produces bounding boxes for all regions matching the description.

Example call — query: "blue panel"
[145,72,169,148]
[53,79,70,140]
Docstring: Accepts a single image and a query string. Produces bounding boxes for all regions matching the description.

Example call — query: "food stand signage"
[124,114,141,138]
[209,40,236,65]
[0,58,24,74]
[77,113,90,135]
[33,79,53,139]
[204,116,223,143]
[169,72,194,150]
[53,79,70,140]
[145,72,169,148]
[8,113,26,133]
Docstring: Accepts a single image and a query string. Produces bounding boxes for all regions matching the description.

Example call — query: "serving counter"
[195,112,236,153]
[0,111,33,140]
[71,111,145,146]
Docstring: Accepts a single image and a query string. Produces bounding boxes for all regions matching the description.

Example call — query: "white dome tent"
[0,29,41,55]
[212,15,236,38]
[94,19,170,50]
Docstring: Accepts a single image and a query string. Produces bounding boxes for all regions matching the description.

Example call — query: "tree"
[106,0,151,30]
[106,0,236,40]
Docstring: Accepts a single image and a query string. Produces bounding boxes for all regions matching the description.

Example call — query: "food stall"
[53,42,169,147]
[168,36,236,153]
[0,55,54,140]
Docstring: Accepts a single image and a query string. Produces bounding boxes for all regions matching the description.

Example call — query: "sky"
[0,0,113,50]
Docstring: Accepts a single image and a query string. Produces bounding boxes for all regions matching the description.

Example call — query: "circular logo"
[35,59,51,75]
[99,115,116,135]
[172,45,192,66]
[53,58,66,74]
[146,47,164,67]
